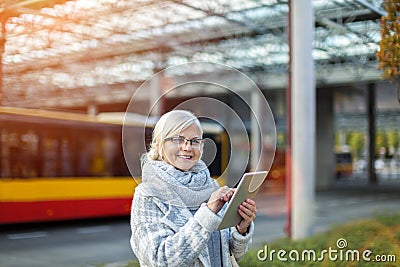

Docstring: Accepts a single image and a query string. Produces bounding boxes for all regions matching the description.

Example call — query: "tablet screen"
[217,171,268,230]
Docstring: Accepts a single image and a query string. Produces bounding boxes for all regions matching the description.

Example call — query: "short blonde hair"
[148,110,203,160]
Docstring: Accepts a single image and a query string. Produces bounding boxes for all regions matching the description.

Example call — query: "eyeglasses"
[164,136,204,148]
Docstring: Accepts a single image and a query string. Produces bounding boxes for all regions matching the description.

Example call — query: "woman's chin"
[175,160,196,171]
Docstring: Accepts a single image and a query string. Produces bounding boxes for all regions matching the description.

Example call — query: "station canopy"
[1,0,385,109]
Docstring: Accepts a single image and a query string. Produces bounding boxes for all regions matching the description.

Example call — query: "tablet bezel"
[217,170,268,230]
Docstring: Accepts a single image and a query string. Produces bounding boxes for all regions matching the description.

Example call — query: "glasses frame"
[164,136,204,148]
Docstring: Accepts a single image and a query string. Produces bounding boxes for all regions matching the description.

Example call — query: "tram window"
[112,149,130,176]
[1,129,39,178]
[335,152,352,164]
[122,125,147,177]
[60,138,74,177]
[107,131,130,177]
[77,134,100,176]
[42,136,59,177]
[76,130,122,177]
[335,152,353,178]
[21,131,39,177]
[101,132,119,176]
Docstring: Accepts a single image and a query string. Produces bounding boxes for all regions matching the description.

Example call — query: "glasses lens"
[176,137,186,145]
[191,139,201,145]
[167,137,203,148]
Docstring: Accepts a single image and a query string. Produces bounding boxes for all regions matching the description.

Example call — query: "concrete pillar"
[367,83,377,184]
[87,103,98,116]
[251,90,262,171]
[290,0,316,240]
[149,70,162,117]
[316,89,334,190]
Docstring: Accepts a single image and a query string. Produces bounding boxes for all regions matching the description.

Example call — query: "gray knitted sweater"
[130,161,253,266]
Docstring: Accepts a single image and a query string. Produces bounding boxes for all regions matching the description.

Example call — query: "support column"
[367,83,377,184]
[250,90,262,171]
[149,68,164,117]
[87,103,98,116]
[290,0,316,240]
[316,89,334,190]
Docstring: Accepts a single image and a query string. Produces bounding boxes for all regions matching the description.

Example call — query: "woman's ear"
[148,143,160,160]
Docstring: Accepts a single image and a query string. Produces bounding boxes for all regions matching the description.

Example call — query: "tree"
[349,131,365,158]
[387,130,399,154]
[376,131,388,156]
[376,0,400,104]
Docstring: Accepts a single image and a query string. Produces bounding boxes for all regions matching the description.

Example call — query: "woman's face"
[162,123,203,171]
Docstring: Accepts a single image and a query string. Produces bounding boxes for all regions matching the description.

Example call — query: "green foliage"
[277,131,286,148]
[112,260,140,267]
[376,131,388,154]
[335,132,341,147]
[377,0,400,80]
[375,212,400,227]
[387,130,400,150]
[348,131,365,157]
[122,261,140,267]
[377,0,400,103]
[240,213,400,266]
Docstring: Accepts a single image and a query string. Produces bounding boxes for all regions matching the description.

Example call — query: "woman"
[130,110,257,266]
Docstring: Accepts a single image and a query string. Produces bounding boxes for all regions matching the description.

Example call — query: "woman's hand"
[207,186,235,214]
[236,198,257,235]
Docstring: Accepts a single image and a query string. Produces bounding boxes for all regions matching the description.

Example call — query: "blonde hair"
[148,110,203,160]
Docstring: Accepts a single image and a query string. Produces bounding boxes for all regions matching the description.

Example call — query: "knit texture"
[141,155,218,209]
[130,156,254,266]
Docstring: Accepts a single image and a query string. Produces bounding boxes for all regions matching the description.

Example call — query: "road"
[0,186,399,267]
[0,218,133,267]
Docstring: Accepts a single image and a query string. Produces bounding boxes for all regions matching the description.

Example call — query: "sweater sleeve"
[229,221,254,262]
[130,191,221,267]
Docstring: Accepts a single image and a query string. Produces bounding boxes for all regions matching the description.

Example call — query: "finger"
[242,200,257,214]
[220,186,230,195]
[239,204,256,219]
[238,208,253,222]
[243,199,257,213]
[220,187,234,200]
[222,194,229,202]
[245,198,256,205]
[239,203,254,215]
[242,199,257,212]
[222,190,234,201]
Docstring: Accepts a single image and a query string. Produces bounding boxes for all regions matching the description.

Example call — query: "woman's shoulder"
[134,182,179,205]
[132,184,167,210]
[134,182,162,198]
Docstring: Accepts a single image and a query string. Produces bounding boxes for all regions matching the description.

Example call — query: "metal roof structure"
[1,0,386,109]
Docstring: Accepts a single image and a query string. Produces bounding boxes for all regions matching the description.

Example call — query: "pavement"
[254,183,400,243]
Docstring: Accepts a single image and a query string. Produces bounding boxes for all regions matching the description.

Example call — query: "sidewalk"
[252,184,400,246]
[256,182,400,216]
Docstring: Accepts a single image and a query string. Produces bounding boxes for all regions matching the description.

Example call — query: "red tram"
[0,106,288,224]
[0,107,228,224]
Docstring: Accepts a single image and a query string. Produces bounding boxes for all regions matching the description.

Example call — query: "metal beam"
[354,0,387,17]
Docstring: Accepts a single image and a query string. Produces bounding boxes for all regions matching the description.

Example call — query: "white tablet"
[217,171,268,230]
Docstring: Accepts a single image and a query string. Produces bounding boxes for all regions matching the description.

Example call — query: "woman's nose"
[181,140,193,150]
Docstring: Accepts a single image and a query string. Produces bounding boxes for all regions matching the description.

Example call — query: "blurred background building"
[0,0,399,201]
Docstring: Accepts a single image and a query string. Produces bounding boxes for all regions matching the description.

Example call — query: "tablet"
[217,171,268,230]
